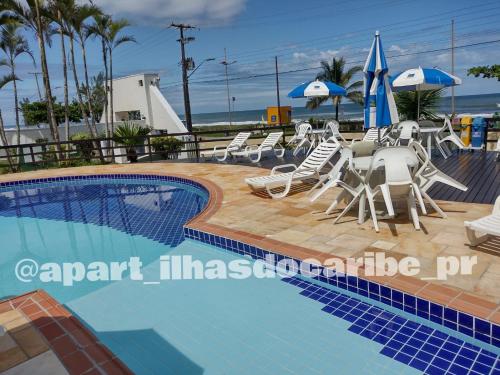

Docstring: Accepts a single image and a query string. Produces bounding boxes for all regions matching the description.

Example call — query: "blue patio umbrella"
[288,80,346,98]
[390,67,462,118]
[363,31,399,129]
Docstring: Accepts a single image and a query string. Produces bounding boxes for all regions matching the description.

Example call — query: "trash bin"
[471,117,486,148]
[460,116,473,146]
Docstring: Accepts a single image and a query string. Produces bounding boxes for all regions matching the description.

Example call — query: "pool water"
[0,177,498,375]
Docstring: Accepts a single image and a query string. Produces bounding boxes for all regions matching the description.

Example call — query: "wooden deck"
[195,150,499,204]
[429,151,499,204]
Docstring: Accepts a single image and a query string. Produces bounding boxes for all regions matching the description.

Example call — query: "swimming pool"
[0,175,498,375]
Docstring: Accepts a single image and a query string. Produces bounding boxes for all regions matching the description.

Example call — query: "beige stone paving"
[0,162,498,306]
[0,309,50,372]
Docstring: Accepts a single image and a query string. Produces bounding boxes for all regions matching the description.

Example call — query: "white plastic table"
[419,127,442,160]
[307,129,326,154]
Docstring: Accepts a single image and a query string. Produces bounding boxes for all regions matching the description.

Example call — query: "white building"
[100,73,187,134]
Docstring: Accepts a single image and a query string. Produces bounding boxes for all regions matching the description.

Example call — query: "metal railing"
[0,123,498,172]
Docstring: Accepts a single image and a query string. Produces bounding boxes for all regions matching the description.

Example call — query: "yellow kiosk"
[267,106,292,125]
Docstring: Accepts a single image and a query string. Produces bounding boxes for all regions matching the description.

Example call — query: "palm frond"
[113,35,136,48]
[395,89,443,120]
[0,73,19,89]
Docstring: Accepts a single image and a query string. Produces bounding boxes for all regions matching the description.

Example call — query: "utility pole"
[221,48,236,126]
[451,19,455,116]
[29,72,43,101]
[275,56,281,126]
[170,23,196,132]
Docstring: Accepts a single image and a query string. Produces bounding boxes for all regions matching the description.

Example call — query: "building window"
[128,110,141,120]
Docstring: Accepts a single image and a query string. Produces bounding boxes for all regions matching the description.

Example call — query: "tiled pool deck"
[0,290,132,374]
[0,161,498,372]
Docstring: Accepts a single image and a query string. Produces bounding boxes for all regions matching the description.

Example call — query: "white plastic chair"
[363,147,426,231]
[325,147,380,228]
[465,196,500,245]
[410,139,468,197]
[245,138,341,199]
[200,132,251,161]
[409,141,456,218]
[287,123,312,156]
[329,146,425,231]
[434,117,467,158]
[396,121,420,146]
[352,127,389,144]
[308,146,350,203]
[231,132,284,163]
[322,120,347,143]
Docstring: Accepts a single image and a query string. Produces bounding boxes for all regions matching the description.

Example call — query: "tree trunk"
[69,35,102,163]
[10,61,22,166]
[101,39,110,154]
[332,97,339,121]
[80,38,97,135]
[0,109,15,173]
[69,36,93,136]
[109,49,115,160]
[79,38,104,162]
[59,16,70,145]
[109,49,114,137]
[34,0,62,160]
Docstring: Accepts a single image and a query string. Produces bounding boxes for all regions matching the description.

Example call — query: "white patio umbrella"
[391,67,462,119]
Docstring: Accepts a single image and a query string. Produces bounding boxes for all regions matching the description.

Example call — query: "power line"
[160,38,500,88]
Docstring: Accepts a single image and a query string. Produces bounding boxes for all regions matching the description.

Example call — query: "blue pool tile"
[394,352,413,365]
[409,358,428,371]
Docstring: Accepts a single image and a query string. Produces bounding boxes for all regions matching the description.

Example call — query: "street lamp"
[188,58,215,79]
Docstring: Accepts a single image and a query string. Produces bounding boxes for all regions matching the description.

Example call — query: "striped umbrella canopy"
[288,80,347,98]
[363,31,399,129]
[390,67,462,91]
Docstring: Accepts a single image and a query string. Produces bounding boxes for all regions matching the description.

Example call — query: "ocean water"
[188,93,500,126]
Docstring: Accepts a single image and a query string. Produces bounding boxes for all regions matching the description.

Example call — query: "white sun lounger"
[464,196,500,246]
[200,132,251,161]
[245,138,341,199]
[231,132,284,163]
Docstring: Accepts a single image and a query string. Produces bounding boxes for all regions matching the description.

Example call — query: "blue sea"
[188,93,500,126]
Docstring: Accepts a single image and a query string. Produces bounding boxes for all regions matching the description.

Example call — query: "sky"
[1,0,500,126]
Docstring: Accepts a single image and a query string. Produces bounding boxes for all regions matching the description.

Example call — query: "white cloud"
[93,0,247,25]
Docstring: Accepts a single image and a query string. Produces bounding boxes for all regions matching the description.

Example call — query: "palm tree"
[68,2,100,137]
[88,13,110,140]
[105,19,136,137]
[0,21,35,161]
[0,74,17,172]
[306,57,363,121]
[2,0,63,159]
[47,0,70,142]
[395,89,443,120]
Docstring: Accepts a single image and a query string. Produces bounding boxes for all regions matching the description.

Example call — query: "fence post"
[147,136,153,163]
[29,146,35,163]
[194,133,200,163]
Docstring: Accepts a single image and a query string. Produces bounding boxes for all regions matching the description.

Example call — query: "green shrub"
[70,132,94,162]
[113,122,151,162]
[151,136,183,159]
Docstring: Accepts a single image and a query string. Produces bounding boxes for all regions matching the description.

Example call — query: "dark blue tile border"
[184,227,500,350]
[0,174,210,198]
